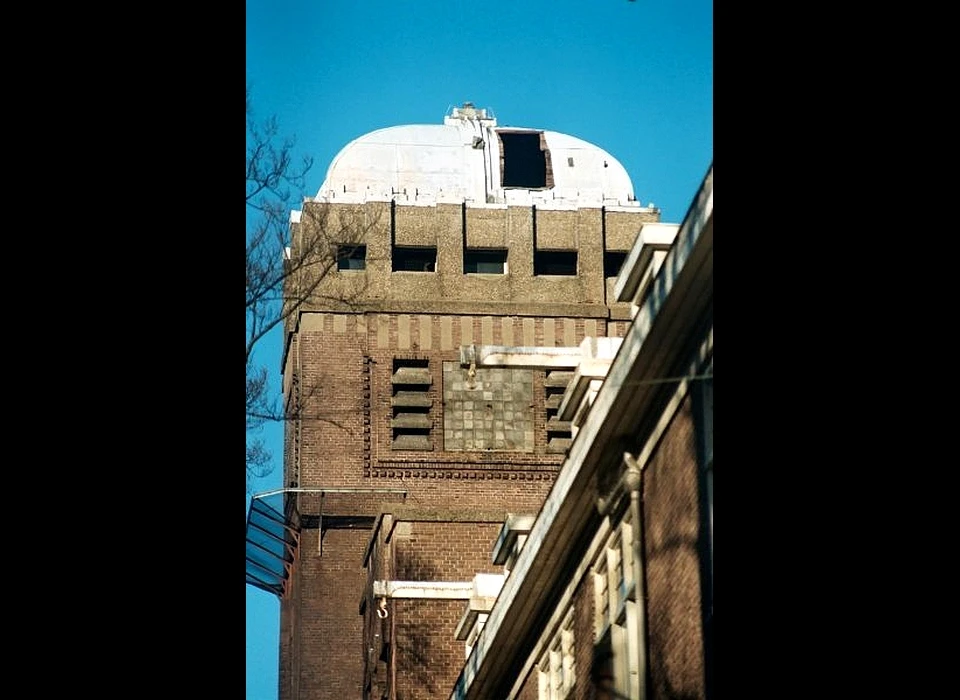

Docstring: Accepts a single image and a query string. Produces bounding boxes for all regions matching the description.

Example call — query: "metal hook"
[376,598,389,619]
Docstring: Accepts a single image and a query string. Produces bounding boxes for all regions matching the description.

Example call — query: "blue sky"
[246,1,712,698]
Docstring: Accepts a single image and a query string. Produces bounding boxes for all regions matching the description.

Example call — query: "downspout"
[623,453,649,700]
[295,213,304,499]
[297,561,303,700]
[296,334,302,700]
[296,334,302,492]
[390,598,397,700]
[390,527,397,700]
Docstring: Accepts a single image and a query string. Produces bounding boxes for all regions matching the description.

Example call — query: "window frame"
[537,608,576,700]
[593,517,641,700]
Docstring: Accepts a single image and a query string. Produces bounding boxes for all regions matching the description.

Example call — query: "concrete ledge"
[461,344,582,369]
[391,435,433,451]
[373,580,474,599]
[392,393,433,408]
[298,301,613,318]
[545,394,564,409]
[392,368,432,385]
[391,414,433,429]
[544,371,576,388]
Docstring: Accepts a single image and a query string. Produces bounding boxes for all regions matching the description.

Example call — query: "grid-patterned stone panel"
[442,362,535,452]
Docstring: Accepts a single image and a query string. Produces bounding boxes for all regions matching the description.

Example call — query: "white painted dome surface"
[315,111,643,208]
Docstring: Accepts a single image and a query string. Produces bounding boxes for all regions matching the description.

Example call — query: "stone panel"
[442,361,534,452]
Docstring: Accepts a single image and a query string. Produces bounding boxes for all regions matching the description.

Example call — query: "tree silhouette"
[246,88,373,489]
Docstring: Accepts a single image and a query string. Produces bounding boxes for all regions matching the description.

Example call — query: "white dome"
[315,108,640,208]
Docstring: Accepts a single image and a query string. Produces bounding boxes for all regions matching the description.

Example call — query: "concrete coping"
[557,357,618,423]
[454,574,506,640]
[491,514,537,565]
[613,222,679,304]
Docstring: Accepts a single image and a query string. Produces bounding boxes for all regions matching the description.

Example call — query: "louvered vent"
[391,358,433,451]
[544,370,573,453]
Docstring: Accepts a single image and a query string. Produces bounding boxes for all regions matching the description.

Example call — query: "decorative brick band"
[372,456,562,467]
[363,355,373,473]
[364,469,557,480]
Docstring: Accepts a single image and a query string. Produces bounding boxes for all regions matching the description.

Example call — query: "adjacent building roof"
[448,162,712,699]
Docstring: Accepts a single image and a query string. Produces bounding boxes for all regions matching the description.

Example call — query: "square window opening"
[464,248,508,274]
[337,244,367,270]
[393,246,437,272]
[604,251,628,279]
[535,250,578,276]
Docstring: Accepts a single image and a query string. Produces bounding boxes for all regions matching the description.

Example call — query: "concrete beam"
[460,344,582,369]
[373,580,474,599]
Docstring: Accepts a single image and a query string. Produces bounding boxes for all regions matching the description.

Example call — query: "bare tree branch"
[246,87,377,491]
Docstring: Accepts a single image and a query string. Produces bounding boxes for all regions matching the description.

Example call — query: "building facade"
[245,104,663,700]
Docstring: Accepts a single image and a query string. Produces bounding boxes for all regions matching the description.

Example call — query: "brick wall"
[289,528,370,700]
[292,312,629,483]
[393,598,470,700]
[573,576,597,700]
[642,396,706,700]
[359,516,513,699]
[279,307,635,700]
[279,557,300,700]
[392,521,503,581]
[516,673,539,700]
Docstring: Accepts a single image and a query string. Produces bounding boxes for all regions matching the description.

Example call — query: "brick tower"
[246,104,660,700]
